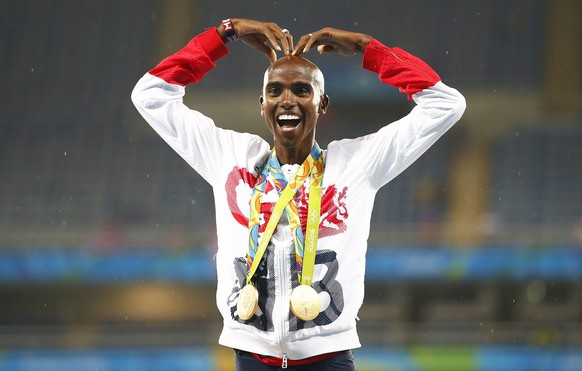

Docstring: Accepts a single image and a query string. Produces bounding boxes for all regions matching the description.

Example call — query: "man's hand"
[292,27,372,57]
[218,18,293,63]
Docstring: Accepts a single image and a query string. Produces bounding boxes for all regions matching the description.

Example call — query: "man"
[132,18,465,370]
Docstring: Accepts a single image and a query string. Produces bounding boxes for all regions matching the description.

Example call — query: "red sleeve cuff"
[197,27,230,62]
[149,27,230,86]
[361,39,440,99]
[362,39,386,75]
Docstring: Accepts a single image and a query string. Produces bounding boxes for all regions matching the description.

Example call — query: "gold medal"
[289,285,321,321]
[237,284,259,320]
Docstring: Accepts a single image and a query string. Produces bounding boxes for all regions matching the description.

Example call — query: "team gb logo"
[225,166,348,237]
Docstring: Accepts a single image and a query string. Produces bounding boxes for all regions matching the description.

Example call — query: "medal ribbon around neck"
[246,144,324,287]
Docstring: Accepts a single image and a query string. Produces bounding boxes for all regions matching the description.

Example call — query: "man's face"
[260,57,329,158]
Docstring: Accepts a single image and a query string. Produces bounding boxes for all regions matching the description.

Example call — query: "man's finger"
[266,49,277,63]
[317,44,338,54]
[272,28,290,55]
[292,34,311,56]
[281,29,293,55]
[293,33,318,55]
[302,33,320,55]
[242,36,277,63]
[262,28,282,52]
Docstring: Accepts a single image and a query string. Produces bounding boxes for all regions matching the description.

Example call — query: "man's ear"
[319,94,330,114]
[259,95,265,116]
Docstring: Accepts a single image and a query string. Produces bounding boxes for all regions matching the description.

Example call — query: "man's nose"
[279,90,296,107]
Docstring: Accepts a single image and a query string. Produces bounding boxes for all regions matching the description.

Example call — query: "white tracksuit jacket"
[132,27,465,360]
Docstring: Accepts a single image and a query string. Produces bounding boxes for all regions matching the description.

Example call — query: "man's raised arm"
[130,18,289,184]
[294,27,466,188]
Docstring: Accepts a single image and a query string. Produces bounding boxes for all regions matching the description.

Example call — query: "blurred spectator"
[89,218,125,253]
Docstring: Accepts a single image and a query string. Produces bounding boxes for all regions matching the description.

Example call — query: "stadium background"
[1,0,581,370]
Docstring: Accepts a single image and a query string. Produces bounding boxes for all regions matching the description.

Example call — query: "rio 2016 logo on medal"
[289,285,321,321]
[237,284,259,320]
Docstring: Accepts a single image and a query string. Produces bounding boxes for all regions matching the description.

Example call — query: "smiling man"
[132,18,465,370]
[261,56,329,164]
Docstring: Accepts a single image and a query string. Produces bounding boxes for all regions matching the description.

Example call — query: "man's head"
[260,56,329,163]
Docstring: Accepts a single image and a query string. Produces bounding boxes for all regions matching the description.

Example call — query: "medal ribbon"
[246,144,323,286]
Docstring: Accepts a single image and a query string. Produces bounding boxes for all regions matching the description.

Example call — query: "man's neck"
[275,146,311,165]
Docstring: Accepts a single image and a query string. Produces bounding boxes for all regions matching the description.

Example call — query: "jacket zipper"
[275,233,291,368]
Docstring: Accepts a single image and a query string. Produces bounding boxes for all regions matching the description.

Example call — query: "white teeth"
[278,114,300,120]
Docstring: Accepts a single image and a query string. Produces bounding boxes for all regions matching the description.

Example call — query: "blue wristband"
[221,18,239,43]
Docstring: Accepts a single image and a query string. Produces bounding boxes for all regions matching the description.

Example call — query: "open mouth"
[277,114,302,128]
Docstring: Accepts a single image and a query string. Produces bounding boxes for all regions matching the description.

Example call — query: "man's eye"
[268,88,280,95]
[295,88,309,95]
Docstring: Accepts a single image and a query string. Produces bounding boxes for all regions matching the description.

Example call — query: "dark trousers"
[234,349,357,370]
